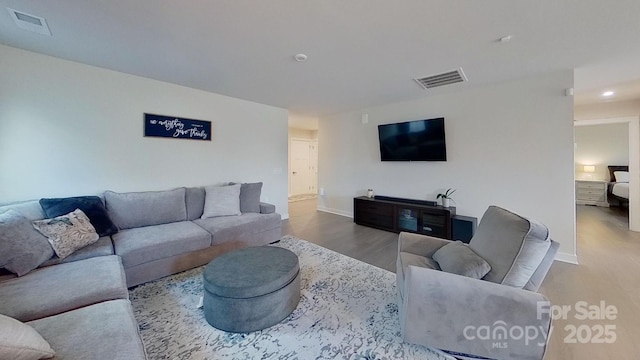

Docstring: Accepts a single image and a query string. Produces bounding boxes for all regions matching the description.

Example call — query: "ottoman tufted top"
[203,246,299,298]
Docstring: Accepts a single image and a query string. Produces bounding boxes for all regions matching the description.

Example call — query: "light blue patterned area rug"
[129,235,455,360]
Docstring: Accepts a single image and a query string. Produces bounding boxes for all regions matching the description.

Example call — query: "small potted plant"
[436,188,456,207]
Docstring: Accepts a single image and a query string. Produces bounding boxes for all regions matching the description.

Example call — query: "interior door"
[291,139,311,196]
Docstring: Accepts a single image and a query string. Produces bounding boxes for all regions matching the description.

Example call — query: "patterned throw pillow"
[32,209,99,259]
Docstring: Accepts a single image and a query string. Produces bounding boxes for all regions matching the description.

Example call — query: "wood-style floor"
[282,200,640,360]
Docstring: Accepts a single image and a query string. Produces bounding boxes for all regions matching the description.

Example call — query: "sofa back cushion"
[185,187,206,221]
[105,188,187,229]
[0,201,46,221]
[469,206,551,288]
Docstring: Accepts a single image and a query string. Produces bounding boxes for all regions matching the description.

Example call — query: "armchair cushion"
[469,206,551,288]
[433,241,491,279]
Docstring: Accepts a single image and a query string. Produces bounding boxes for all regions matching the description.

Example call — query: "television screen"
[378,117,446,161]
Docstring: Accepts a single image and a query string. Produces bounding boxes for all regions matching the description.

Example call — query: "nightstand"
[575,180,609,207]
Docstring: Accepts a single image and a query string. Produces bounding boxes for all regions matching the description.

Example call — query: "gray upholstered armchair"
[396,206,559,360]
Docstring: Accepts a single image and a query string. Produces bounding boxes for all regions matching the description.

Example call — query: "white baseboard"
[281,213,290,220]
[317,206,353,218]
[555,252,578,265]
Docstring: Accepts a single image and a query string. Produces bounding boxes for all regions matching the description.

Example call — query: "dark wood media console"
[353,196,456,239]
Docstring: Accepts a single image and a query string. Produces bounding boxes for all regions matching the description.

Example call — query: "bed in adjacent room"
[608,165,629,207]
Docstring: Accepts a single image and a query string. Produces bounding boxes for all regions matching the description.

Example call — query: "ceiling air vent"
[414,68,467,90]
[7,8,51,36]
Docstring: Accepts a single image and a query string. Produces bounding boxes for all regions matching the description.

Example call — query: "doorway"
[289,138,318,198]
[574,117,640,232]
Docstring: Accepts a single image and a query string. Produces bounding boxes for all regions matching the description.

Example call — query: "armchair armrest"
[259,202,276,214]
[400,266,551,359]
[398,232,450,258]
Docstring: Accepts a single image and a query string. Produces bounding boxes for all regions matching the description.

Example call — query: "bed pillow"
[433,241,491,279]
[201,184,242,218]
[614,171,629,183]
[39,196,118,237]
[0,314,54,360]
[0,210,54,276]
[32,209,99,259]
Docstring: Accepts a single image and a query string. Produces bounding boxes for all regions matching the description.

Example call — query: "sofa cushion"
[186,187,206,220]
[40,236,113,267]
[469,206,551,288]
[0,210,54,276]
[112,221,212,268]
[0,314,54,360]
[39,196,118,237]
[202,184,241,218]
[0,255,128,322]
[105,188,187,229]
[28,299,146,360]
[0,201,46,221]
[433,241,491,279]
[32,209,100,259]
[194,212,281,245]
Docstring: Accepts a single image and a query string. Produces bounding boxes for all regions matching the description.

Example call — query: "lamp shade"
[583,165,596,173]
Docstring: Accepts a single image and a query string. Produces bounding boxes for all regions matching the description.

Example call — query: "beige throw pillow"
[0,314,54,360]
[32,209,99,259]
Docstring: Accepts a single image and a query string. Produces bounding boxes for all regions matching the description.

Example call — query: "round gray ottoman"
[203,246,300,333]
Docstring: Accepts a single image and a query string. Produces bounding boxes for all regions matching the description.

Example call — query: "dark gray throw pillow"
[240,182,262,213]
[0,210,54,276]
[433,241,491,279]
[229,182,263,213]
[39,196,118,237]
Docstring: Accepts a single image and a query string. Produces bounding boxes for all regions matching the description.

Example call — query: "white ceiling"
[2,0,640,116]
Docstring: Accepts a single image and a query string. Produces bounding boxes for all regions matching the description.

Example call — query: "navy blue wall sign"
[144,113,211,141]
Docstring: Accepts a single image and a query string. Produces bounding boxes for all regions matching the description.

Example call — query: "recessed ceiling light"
[294,54,308,62]
[499,35,513,43]
[602,91,615,97]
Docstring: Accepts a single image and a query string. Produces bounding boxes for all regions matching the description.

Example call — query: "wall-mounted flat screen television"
[378,117,446,161]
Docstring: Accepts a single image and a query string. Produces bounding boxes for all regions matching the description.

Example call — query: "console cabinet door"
[354,198,394,230]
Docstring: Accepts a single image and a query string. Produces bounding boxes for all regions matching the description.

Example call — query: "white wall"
[0,45,289,217]
[318,71,576,260]
[575,123,629,181]
[575,99,640,120]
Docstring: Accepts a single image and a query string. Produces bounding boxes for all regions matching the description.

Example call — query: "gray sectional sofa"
[0,184,282,360]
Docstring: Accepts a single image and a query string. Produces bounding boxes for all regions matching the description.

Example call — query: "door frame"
[289,137,318,197]
[574,116,640,232]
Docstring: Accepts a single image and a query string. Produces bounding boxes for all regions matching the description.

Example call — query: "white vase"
[442,198,450,207]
